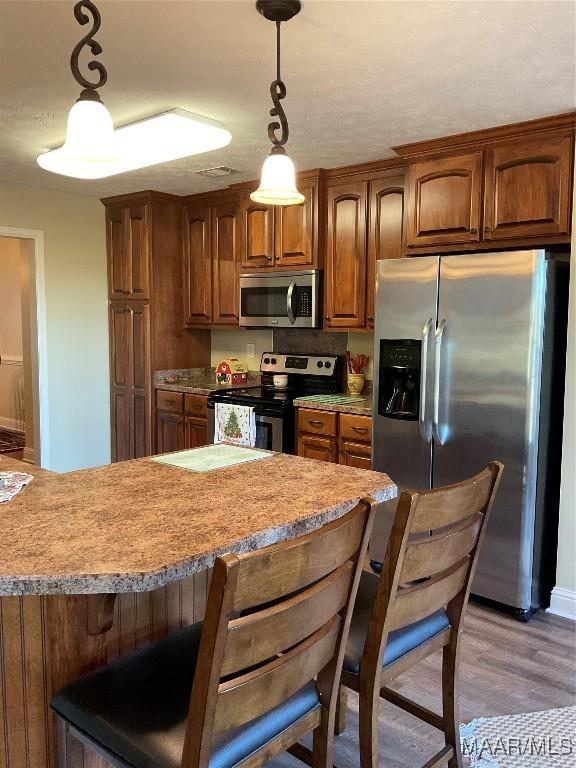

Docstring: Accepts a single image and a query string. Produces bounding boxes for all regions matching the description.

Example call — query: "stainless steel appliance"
[372,250,569,618]
[239,270,321,328]
[207,353,342,453]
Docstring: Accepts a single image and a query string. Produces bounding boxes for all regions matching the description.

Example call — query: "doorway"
[0,228,48,466]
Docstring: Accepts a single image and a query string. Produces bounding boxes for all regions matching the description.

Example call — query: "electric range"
[207,353,343,453]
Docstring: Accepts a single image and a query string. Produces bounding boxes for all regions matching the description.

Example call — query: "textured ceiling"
[1,0,575,198]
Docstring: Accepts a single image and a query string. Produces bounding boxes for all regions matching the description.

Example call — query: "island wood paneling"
[0,573,211,768]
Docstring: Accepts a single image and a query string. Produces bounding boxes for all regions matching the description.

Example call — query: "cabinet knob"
[469,227,478,234]
[266,255,273,261]
[325,315,330,321]
[368,315,374,322]
[483,226,491,233]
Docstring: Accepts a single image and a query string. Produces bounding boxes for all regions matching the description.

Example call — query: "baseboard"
[547,587,576,620]
[0,416,25,433]
[22,446,36,465]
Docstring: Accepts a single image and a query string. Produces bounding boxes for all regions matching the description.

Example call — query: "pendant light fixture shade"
[250,0,304,207]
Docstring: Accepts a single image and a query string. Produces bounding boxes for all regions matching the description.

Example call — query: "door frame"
[0,226,50,467]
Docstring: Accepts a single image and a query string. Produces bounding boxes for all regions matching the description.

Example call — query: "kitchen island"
[0,451,395,768]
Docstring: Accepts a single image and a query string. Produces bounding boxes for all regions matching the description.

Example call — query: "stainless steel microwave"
[239,270,321,328]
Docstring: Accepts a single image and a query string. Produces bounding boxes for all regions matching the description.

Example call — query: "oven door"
[207,409,284,452]
[239,271,319,328]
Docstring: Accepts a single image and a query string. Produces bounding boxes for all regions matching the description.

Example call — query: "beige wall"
[0,185,109,472]
[210,329,273,371]
[551,157,576,618]
[0,238,24,430]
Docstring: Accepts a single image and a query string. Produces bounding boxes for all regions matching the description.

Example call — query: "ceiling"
[1,0,575,198]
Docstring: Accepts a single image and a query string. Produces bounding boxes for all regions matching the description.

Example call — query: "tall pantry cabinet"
[103,191,210,462]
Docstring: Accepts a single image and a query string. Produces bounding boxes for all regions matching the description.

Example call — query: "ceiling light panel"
[37,109,232,179]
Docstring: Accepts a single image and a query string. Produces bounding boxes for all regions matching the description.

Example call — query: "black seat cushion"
[51,621,320,768]
[343,571,451,675]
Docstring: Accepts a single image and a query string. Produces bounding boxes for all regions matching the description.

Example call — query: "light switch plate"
[247,343,255,358]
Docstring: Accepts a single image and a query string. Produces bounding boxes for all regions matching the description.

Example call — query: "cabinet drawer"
[297,408,338,437]
[339,413,372,443]
[338,440,372,470]
[156,390,184,413]
[184,394,208,420]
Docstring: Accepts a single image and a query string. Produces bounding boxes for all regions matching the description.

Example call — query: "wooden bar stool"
[51,497,377,768]
[340,462,504,768]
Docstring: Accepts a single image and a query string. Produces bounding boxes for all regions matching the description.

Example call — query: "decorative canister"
[347,373,365,395]
[216,358,248,385]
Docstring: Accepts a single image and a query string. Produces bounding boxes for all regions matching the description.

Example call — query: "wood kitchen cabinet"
[237,173,323,271]
[104,191,210,462]
[296,408,372,466]
[107,203,150,299]
[324,179,368,329]
[366,171,405,329]
[405,151,483,248]
[183,194,241,328]
[109,301,151,461]
[483,133,573,240]
[156,391,209,453]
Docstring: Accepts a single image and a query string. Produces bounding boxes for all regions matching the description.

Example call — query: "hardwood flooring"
[271,603,576,768]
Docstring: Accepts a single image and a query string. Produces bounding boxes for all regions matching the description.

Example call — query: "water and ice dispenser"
[377,339,421,420]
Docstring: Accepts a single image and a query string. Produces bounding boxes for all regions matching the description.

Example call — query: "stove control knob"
[317,361,323,368]
[270,358,277,365]
[324,361,332,368]
[263,357,270,364]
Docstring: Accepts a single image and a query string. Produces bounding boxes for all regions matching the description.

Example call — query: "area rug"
[0,428,25,454]
[460,706,576,767]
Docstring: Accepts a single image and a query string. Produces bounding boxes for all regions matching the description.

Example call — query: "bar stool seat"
[343,571,450,674]
[51,621,320,768]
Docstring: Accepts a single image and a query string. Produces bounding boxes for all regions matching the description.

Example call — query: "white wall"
[549,156,576,620]
[0,185,109,472]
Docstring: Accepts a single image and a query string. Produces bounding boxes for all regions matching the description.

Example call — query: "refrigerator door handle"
[419,317,433,443]
[433,319,447,445]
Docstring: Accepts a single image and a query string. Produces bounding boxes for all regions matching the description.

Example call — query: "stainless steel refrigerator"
[371,250,569,618]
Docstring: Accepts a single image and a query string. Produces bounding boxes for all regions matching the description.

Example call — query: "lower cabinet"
[156,391,209,453]
[296,408,372,466]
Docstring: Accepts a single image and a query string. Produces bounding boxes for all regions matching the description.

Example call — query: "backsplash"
[211,329,375,379]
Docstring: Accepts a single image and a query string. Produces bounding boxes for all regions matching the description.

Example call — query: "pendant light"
[250,0,305,206]
[37,0,120,178]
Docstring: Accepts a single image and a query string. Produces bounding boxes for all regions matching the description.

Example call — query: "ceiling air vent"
[195,166,240,178]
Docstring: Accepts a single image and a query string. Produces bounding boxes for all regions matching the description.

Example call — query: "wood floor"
[271,603,576,768]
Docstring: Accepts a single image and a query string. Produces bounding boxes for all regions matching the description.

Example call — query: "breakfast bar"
[0,451,395,768]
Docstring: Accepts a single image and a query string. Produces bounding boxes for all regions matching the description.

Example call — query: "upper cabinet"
[483,134,573,240]
[366,172,405,329]
[400,119,574,253]
[107,203,150,299]
[183,194,241,328]
[324,180,368,329]
[183,201,212,326]
[405,152,483,248]
[238,174,323,271]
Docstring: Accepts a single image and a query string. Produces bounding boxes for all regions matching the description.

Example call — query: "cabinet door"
[274,180,316,268]
[406,152,482,247]
[297,434,338,463]
[483,134,573,240]
[157,412,184,454]
[325,181,368,329]
[367,173,405,328]
[126,204,150,299]
[339,439,372,470]
[111,388,131,462]
[212,198,240,325]
[183,203,212,325]
[184,417,208,449]
[107,205,130,298]
[239,194,275,269]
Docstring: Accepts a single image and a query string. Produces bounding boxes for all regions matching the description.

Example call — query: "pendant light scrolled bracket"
[70,0,107,99]
[268,79,289,147]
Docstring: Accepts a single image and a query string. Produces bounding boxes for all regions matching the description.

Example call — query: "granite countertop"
[0,451,396,596]
[154,368,261,396]
[294,392,374,417]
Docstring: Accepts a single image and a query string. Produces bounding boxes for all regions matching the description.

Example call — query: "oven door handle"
[287,280,296,325]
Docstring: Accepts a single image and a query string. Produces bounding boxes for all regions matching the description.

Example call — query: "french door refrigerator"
[372,250,569,618]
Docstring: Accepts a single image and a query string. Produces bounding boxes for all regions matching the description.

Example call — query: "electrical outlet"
[247,343,255,358]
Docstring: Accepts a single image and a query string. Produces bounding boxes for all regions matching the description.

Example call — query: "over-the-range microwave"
[239,270,321,328]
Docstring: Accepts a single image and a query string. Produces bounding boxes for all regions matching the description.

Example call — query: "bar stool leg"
[358,677,380,768]
[442,643,463,768]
